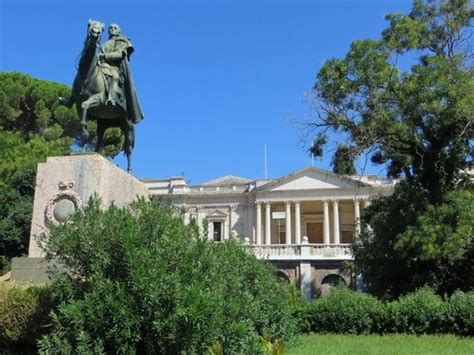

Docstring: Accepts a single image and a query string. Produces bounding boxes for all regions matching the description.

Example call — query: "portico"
[253,198,366,246]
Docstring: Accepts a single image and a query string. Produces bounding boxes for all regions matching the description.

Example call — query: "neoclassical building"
[144,166,395,298]
[23,155,395,297]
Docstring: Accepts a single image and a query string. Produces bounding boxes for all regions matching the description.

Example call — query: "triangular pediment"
[206,209,228,218]
[203,175,251,186]
[258,167,369,192]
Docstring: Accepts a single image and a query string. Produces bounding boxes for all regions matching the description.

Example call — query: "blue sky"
[1,0,412,183]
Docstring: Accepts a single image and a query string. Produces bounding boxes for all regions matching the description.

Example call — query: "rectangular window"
[213,222,222,242]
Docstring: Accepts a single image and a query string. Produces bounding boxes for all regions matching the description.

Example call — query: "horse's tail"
[123,118,135,154]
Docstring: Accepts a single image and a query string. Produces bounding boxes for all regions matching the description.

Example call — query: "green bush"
[303,287,474,336]
[446,291,474,336]
[383,288,446,334]
[0,282,53,352]
[305,285,382,334]
[38,199,298,354]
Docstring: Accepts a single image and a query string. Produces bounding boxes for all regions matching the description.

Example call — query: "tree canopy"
[306,0,473,298]
[0,72,123,156]
[308,0,473,203]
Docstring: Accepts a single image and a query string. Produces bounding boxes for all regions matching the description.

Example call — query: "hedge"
[303,286,474,336]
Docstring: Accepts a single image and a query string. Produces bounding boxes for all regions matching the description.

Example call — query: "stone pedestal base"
[10,257,54,283]
[27,153,148,258]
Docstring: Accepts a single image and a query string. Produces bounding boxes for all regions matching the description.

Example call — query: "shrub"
[0,282,53,351]
[305,285,382,334]
[383,288,446,334]
[38,199,298,353]
[446,291,474,336]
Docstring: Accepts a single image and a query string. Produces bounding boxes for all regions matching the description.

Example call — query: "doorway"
[307,222,323,243]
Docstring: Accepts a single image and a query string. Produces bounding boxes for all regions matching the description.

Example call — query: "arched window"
[321,274,346,287]
[276,269,290,283]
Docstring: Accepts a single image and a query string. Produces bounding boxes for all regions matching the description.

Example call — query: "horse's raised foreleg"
[80,95,102,142]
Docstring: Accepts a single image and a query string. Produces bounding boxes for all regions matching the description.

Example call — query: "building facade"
[144,166,395,298]
[21,155,395,292]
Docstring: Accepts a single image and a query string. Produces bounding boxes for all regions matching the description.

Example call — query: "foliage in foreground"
[302,286,474,336]
[38,199,298,354]
[0,282,53,352]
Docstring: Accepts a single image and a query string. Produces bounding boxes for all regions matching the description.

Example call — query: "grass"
[287,334,474,355]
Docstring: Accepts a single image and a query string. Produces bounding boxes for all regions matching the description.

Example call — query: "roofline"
[255,166,371,191]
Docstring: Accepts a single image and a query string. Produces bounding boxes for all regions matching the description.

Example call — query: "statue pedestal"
[13,153,148,282]
[27,153,148,258]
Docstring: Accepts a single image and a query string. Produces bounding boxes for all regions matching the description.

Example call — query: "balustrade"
[248,243,352,260]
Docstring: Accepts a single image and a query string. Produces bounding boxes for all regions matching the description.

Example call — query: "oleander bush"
[37,198,298,354]
[0,282,53,352]
[305,285,382,334]
[446,290,474,336]
[383,288,446,334]
[304,287,474,336]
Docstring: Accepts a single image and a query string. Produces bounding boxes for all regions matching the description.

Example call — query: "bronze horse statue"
[60,20,143,173]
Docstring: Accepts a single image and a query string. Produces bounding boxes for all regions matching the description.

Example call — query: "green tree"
[353,182,473,298]
[38,199,298,353]
[0,71,122,154]
[0,130,69,272]
[332,144,356,175]
[308,0,472,202]
[307,0,473,298]
[0,72,123,270]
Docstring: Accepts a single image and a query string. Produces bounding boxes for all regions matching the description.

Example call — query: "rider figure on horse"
[98,23,133,108]
[59,20,143,172]
[61,23,140,119]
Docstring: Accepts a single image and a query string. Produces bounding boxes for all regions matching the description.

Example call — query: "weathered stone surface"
[10,257,53,283]
[27,153,149,258]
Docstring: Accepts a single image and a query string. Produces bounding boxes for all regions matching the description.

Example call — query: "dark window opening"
[213,222,222,242]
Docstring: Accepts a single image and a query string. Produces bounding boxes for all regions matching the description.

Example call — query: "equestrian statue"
[60,20,144,173]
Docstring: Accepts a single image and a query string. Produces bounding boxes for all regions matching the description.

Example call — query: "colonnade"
[255,199,366,245]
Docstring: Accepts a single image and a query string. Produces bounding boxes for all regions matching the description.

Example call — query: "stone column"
[247,201,255,243]
[265,202,271,245]
[354,198,361,238]
[197,207,203,230]
[256,202,262,245]
[363,198,373,234]
[228,205,237,240]
[294,201,301,244]
[333,199,340,244]
[323,200,330,244]
[300,236,312,299]
[208,220,213,241]
[182,204,190,225]
[285,201,292,244]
